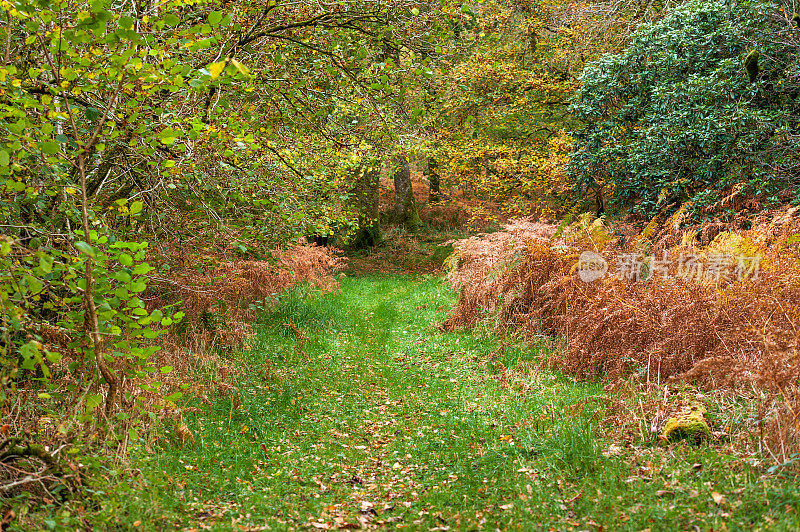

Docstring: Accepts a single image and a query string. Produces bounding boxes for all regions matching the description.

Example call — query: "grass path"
[108,275,798,531]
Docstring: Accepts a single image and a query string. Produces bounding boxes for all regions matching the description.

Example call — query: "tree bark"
[393,155,421,232]
[426,157,440,203]
[350,164,381,249]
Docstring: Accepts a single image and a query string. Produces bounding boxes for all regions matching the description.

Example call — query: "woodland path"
[119,275,791,531]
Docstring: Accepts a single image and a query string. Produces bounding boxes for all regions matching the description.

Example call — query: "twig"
[0,474,58,492]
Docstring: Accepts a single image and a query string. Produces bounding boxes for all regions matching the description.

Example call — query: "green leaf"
[119,253,133,266]
[75,241,97,258]
[24,275,43,294]
[208,11,223,26]
[86,394,103,410]
[164,392,183,401]
[19,341,41,371]
[132,263,154,275]
[0,150,9,166]
[129,201,144,215]
[129,280,146,292]
[158,128,179,145]
[118,15,134,30]
[38,255,53,273]
[41,141,60,155]
[164,14,179,26]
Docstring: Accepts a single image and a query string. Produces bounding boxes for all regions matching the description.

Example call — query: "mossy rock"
[663,403,711,445]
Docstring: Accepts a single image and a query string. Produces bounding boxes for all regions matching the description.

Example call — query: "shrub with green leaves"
[0,226,179,416]
[568,0,800,218]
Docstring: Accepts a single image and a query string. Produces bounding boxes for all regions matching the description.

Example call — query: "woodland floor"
[59,274,800,531]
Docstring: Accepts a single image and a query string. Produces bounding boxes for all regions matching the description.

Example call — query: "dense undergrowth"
[445,209,800,465]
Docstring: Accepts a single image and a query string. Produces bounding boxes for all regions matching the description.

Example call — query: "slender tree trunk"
[427,157,440,203]
[351,164,381,249]
[77,152,118,418]
[393,155,421,232]
[393,155,411,217]
[58,61,126,418]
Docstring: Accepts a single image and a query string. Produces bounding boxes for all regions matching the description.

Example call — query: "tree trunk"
[350,164,381,249]
[426,157,440,203]
[393,155,421,232]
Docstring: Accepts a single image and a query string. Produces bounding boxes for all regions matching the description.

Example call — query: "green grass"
[30,275,800,530]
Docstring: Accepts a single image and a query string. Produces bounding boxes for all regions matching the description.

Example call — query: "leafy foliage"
[568,0,800,217]
[0,2,457,503]
[421,0,656,220]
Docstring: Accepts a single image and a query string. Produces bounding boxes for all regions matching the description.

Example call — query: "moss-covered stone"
[663,402,711,445]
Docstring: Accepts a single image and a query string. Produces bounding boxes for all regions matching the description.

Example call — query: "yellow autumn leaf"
[209,61,226,79]
[230,58,250,76]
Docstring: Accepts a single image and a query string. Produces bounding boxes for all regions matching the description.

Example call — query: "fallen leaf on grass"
[177,424,195,446]
[602,444,622,458]
[333,516,359,529]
